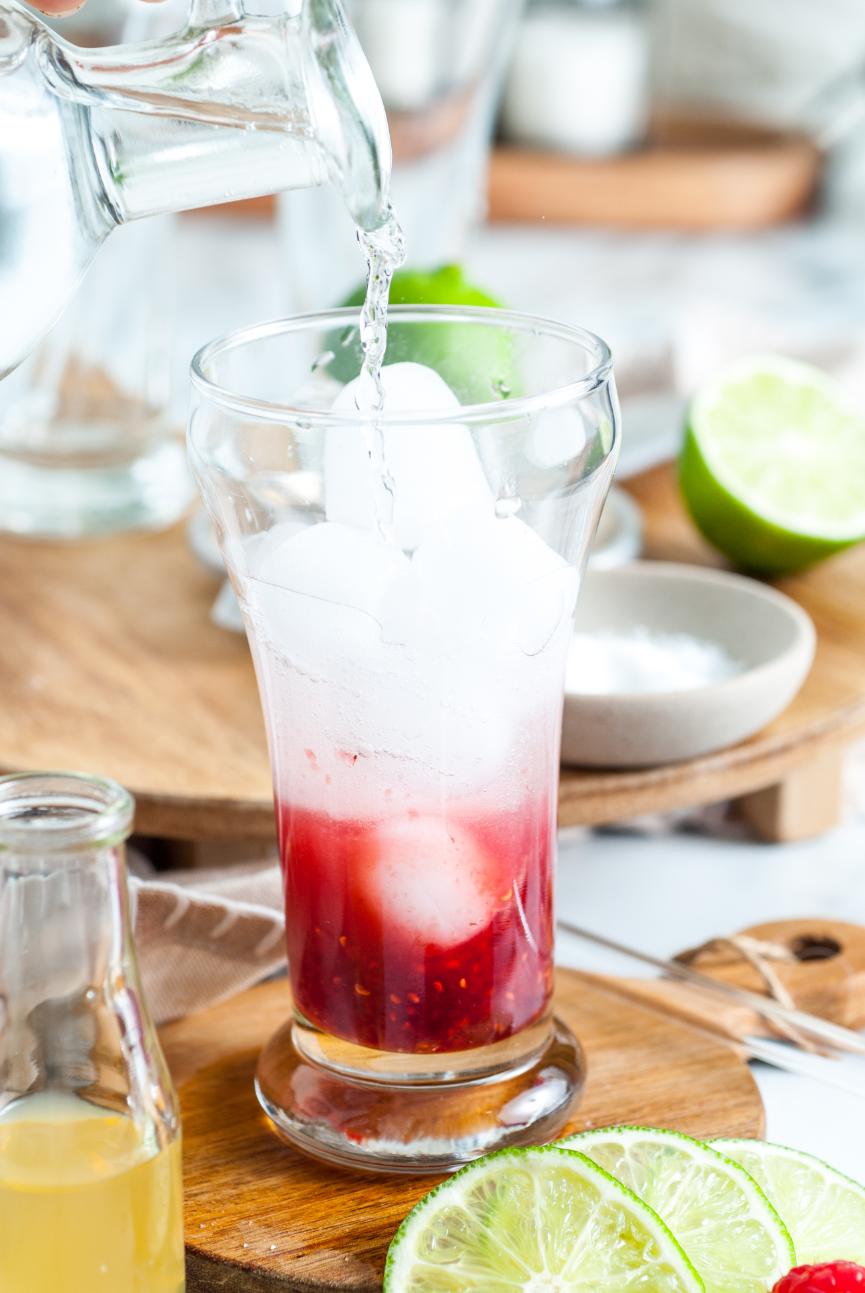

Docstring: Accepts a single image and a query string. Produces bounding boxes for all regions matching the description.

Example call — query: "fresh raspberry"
[773,1263,865,1292]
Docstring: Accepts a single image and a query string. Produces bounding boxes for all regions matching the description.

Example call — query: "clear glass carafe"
[0,772,184,1293]
[0,0,391,379]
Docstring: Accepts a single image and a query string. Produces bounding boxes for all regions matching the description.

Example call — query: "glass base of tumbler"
[0,441,194,537]
[255,1013,586,1175]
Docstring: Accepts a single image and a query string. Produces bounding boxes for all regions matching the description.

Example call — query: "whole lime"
[329,264,515,403]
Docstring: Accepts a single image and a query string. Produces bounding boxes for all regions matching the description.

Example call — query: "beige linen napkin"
[131,741,865,1025]
[132,859,286,1024]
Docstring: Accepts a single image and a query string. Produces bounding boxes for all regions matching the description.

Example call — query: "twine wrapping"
[674,934,819,1053]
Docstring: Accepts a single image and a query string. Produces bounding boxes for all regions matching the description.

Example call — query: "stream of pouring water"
[355,206,406,541]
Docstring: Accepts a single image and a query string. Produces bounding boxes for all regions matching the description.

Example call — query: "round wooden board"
[159,968,763,1292]
[1,463,864,841]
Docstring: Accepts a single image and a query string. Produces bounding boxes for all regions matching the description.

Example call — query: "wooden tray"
[1,463,863,844]
[487,118,820,231]
[204,120,820,232]
[160,967,764,1291]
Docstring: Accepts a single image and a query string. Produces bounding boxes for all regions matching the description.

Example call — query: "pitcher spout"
[302,0,392,231]
[0,0,392,378]
[38,0,392,228]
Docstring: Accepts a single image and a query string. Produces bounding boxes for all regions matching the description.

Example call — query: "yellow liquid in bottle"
[0,1091,184,1293]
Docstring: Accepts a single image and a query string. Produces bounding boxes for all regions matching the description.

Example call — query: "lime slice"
[384,1145,704,1292]
[560,1126,794,1293]
[714,1138,865,1266]
[680,354,865,574]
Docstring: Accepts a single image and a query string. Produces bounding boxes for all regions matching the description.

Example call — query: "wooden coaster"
[159,968,763,1292]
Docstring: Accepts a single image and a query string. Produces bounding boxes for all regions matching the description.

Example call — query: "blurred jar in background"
[0,217,188,537]
[0,0,192,537]
[501,0,652,157]
[280,0,523,308]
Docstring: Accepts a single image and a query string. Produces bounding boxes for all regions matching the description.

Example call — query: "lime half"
[680,354,865,573]
[384,1144,704,1292]
[715,1138,865,1266]
[560,1126,793,1293]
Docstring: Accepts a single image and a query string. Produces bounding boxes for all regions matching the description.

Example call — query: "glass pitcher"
[0,772,184,1292]
[0,0,391,379]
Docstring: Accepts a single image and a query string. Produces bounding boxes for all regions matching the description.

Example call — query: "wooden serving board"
[160,968,763,1292]
[0,463,864,844]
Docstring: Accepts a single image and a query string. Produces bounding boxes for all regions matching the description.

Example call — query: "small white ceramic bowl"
[562,562,816,768]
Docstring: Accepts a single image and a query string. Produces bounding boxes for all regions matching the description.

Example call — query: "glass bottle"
[0,0,391,379]
[0,772,184,1293]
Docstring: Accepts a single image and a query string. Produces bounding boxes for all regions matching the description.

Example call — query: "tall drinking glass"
[188,307,618,1173]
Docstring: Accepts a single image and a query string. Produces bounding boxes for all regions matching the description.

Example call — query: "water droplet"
[311,350,335,373]
[495,496,521,518]
[491,377,512,398]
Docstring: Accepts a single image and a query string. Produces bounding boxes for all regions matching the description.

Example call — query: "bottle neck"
[0,840,136,1093]
[0,775,165,1113]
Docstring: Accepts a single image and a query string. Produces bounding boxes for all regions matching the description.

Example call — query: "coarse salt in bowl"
[561,562,815,767]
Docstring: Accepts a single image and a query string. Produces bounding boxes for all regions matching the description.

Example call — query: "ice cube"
[368,514,577,801]
[529,407,588,468]
[243,520,418,814]
[490,517,580,656]
[249,519,407,612]
[242,520,508,808]
[410,513,579,657]
[243,518,409,672]
[361,816,504,947]
[325,361,493,550]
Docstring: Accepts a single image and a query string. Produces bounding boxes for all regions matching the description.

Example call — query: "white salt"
[566,627,741,696]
